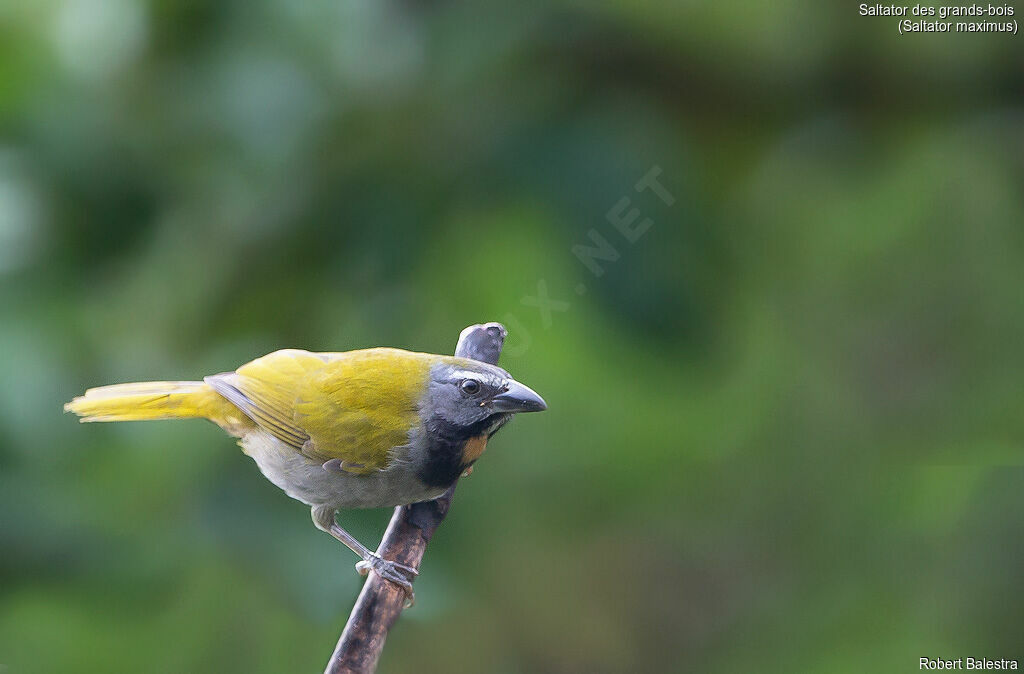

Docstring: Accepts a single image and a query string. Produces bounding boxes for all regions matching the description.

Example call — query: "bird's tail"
[64,381,238,424]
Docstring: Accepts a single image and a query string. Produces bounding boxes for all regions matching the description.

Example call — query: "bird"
[64,346,546,602]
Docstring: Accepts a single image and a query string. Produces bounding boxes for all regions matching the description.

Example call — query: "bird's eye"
[459,379,481,396]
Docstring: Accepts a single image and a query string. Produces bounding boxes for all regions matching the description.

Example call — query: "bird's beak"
[490,380,547,413]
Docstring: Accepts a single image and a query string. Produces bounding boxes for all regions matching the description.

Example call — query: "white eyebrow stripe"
[450,370,484,381]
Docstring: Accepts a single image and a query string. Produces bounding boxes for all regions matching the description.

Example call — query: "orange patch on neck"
[461,434,489,465]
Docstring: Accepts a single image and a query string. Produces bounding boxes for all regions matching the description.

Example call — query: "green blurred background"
[2,1,1023,672]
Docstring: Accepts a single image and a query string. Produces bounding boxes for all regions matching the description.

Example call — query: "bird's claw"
[355,555,418,607]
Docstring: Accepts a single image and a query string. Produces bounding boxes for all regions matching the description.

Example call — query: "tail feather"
[65,381,233,423]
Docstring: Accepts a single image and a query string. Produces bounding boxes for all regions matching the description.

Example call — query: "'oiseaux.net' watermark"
[500,165,675,357]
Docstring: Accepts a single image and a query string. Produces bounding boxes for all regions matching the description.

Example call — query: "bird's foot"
[355,554,418,607]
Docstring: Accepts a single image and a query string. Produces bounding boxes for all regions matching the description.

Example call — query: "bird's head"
[424,357,546,437]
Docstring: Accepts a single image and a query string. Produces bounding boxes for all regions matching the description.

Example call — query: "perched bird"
[65,347,546,600]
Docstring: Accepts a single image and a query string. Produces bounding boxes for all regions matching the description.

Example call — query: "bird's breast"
[241,431,447,509]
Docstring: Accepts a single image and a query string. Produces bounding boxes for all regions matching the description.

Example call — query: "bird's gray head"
[415,356,546,489]
[424,357,546,434]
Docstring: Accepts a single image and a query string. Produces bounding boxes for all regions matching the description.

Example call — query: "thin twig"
[323,323,507,674]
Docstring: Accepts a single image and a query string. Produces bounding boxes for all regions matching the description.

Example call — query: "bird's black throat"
[417,413,511,488]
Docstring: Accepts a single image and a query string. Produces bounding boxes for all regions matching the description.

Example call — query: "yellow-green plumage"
[215,348,434,473]
[65,348,448,474]
[62,380,242,425]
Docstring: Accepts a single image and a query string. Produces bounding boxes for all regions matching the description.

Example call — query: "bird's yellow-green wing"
[205,348,432,474]
[205,349,320,450]
[296,349,432,472]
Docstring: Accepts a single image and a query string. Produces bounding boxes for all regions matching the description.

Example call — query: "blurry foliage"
[1,0,1023,672]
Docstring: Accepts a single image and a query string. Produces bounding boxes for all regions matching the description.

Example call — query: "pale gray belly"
[239,431,446,509]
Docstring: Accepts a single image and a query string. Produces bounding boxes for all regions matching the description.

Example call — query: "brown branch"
[323,322,508,674]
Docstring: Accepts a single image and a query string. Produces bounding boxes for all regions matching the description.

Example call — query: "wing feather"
[207,348,432,474]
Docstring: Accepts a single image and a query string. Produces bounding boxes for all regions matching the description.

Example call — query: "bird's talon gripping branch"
[354,555,418,578]
[355,555,417,605]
